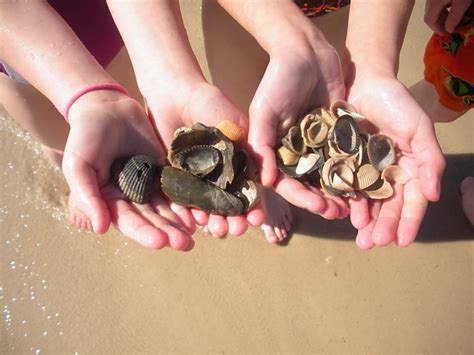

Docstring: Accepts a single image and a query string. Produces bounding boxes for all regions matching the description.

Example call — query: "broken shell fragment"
[277,145,300,166]
[300,114,328,147]
[175,145,221,177]
[295,152,322,175]
[362,178,394,200]
[333,115,360,155]
[282,126,306,155]
[382,165,407,184]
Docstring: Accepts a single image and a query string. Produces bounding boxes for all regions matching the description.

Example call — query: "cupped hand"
[248,36,349,219]
[145,81,266,238]
[346,75,446,249]
[62,90,195,250]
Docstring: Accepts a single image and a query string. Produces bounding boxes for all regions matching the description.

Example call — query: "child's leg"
[0,74,69,166]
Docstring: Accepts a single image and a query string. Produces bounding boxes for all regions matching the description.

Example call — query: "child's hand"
[145,81,266,238]
[424,0,473,34]
[248,31,349,220]
[346,74,446,249]
[63,91,195,250]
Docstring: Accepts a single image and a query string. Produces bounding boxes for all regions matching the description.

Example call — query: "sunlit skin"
[347,76,445,249]
[64,91,196,250]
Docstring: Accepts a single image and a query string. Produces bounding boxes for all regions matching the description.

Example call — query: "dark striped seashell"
[334,115,360,154]
[111,155,158,204]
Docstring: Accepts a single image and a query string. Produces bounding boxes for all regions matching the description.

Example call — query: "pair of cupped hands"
[62,38,445,252]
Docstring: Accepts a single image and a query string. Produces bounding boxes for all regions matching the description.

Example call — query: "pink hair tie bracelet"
[63,83,129,122]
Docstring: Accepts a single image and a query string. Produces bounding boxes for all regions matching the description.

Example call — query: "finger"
[134,202,191,251]
[348,194,370,229]
[227,215,249,236]
[396,180,428,248]
[63,160,110,234]
[108,198,169,250]
[306,185,343,220]
[371,183,404,246]
[170,202,196,234]
[207,214,229,238]
[249,92,280,187]
[246,202,266,227]
[274,176,327,215]
[424,0,450,34]
[445,0,471,32]
[190,208,209,226]
[411,120,446,201]
[355,201,382,250]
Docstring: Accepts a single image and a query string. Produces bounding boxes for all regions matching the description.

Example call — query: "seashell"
[334,115,360,155]
[111,155,158,204]
[321,157,355,196]
[232,180,259,212]
[277,145,300,166]
[300,114,328,147]
[354,164,380,190]
[175,145,221,177]
[367,134,396,172]
[216,120,245,142]
[330,100,365,120]
[282,126,306,155]
[382,165,407,184]
[362,178,393,200]
[295,152,322,175]
[161,167,245,216]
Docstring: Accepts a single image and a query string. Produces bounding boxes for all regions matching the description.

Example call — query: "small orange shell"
[216,120,245,142]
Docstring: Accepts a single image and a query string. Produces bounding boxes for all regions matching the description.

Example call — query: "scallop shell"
[367,134,396,172]
[216,120,245,142]
[111,155,158,204]
[282,126,306,155]
[354,164,380,190]
[381,165,407,184]
[277,145,300,166]
[362,178,393,199]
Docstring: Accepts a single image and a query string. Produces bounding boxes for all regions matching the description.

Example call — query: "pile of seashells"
[112,121,259,216]
[275,100,405,199]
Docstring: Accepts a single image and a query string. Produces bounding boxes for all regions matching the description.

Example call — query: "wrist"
[67,88,131,124]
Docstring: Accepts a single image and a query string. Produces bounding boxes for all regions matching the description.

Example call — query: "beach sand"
[1,2,473,353]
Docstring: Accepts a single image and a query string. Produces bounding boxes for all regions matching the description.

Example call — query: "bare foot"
[68,193,94,232]
[258,186,293,244]
[460,176,474,226]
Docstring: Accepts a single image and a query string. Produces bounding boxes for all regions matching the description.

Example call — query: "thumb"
[249,93,280,187]
[63,158,110,234]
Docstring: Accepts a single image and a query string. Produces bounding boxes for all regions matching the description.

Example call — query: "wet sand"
[1,2,473,353]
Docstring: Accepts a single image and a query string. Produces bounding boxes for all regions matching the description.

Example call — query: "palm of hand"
[63,97,195,250]
[347,77,445,248]
[146,82,265,237]
[248,48,348,219]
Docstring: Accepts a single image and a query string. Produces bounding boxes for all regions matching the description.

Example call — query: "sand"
[1,2,473,353]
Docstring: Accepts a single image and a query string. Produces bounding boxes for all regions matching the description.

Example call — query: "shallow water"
[1,2,473,353]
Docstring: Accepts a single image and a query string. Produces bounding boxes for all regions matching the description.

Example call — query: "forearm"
[346,0,415,78]
[217,0,328,56]
[0,2,116,115]
[106,0,204,96]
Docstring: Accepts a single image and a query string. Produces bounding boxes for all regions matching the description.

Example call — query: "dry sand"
[1,2,473,353]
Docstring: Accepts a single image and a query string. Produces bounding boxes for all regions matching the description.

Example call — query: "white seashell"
[354,164,380,190]
[295,152,321,175]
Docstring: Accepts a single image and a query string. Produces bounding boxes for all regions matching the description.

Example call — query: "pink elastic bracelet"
[63,83,129,122]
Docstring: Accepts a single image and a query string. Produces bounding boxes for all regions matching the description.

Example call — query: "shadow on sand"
[290,154,474,244]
